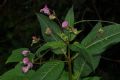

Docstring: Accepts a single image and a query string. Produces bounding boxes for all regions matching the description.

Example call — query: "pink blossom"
[22,66,29,73]
[40,5,50,15]
[22,57,30,65]
[21,50,29,56]
[62,21,69,28]
[27,62,33,68]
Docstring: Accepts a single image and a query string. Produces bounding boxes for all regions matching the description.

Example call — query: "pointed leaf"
[36,13,66,55]
[36,13,62,42]
[81,22,102,47]
[72,23,102,77]
[6,48,28,63]
[82,23,120,55]
[65,7,74,27]
[73,23,120,77]
[30,61,64,80]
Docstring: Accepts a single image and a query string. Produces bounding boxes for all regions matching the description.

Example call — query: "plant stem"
[74,20,117,24]
[67,46,72,80]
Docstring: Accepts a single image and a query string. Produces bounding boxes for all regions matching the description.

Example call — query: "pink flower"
[40,5,50,15]
[62,21,68,28]
[22,57,30,65]
[22,66,29,73]
[21,60,33,73]
[27,62,33,68]
[21,50,29,56]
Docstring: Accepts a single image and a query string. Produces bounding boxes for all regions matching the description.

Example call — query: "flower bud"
[49,14,56,20]
[62,21,68,28]
[27,62,33,68]
[98,28,104,33]
[22,57,30,65]
[40,5,50,15]
[45,27,52,35]
[21,50,29,56]
[32,36,40,44]
[22,66,29,73]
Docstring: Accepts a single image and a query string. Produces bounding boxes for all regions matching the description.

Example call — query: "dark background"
[0,0,120,80]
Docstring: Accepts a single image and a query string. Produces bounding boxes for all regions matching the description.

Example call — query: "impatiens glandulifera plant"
[1,5,120,80]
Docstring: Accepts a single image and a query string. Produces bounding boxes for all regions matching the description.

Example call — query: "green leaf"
[73,61,85,80]
[35,41,66,56]
[72,23,102,77]
[30,61,64,80]
[36,13,62,42]
[65,7,74,27]
[58,71,69,80]
[74,55,100,77]
[36,13,67,55]
[1,63,35,80]
[73,23,120,78]
[1,69,17,80]
[6,48,28,63]
[82,76,101,80]
[28,53,35,62]
[81,23,120,55]
[64,7,76,41]
[70,43,94,70]
[70,43,99,78]
[81,22,102,47]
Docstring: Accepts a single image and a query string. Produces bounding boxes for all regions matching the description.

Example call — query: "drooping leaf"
[65,7,74,27]
[35,41,66,56]
[30,61,64,80]
[36,13,62,42]
[6,48,28,63]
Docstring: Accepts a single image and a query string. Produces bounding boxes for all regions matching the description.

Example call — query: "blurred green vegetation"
[0,0,120,80]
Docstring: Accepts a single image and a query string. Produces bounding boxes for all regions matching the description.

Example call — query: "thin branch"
[71,53,79,61]
[34,49,50,62]
[101,56,120,63]
[74,20,117,25]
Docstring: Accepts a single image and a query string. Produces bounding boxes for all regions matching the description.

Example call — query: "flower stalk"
[67,47,72,80]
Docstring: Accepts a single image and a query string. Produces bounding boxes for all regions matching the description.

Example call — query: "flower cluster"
[21,50,33,73]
